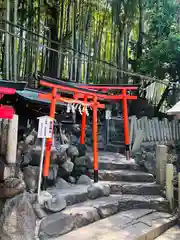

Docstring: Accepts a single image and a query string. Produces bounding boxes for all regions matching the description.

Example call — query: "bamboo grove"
[0,0,180,110]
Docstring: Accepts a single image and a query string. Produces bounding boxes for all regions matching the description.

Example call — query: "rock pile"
[133,142,178,179]
[132,143,157,176]
[18,127,93,193]
[0,124,95,239]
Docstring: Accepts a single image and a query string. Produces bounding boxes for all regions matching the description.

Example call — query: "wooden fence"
[130,116,180,144]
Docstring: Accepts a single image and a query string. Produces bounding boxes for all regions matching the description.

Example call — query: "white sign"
[37,116,54,139]
[105,110,111,120]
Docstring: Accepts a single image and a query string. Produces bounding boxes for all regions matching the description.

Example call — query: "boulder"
[25,145,68,167]
[72,165,88,178]
[133,150,146,166]
[44,195,67,213]
[77,175,92,185]
[68,176,76,184]
[0,193,36,240]
[74,155,92,168]
[24,129,37,145]
[38,191,52,205]
[28,146,42,166]
[87,183,110,199]
[39,213,74,239]
[55,178,71,189]
[144,152,156,176]
[133,144,157,176]
[23,166,39,192]
[71,124,81,137]
[33,203,47,219]
[20,152,32,168]
[47,164,59,186]
[17,141,24,161]
[70,134,79,145]
[77,144,86,157]
[56,144,69,165]
[28,146,59,166]
[56,151,68,165]
[58,167,71,181]
[67,146,79,159]
[61,159,74,174]
[0,177,25,199]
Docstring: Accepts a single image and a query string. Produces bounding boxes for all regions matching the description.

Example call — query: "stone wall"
[132,142,178,185]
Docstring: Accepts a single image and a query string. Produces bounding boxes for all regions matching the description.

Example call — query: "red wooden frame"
[38,78,137,186]
[0,87,16,119]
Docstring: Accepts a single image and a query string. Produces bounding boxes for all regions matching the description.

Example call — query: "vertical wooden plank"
[158,121,163,143]
[148,119,153,142]
[162,119,167,143]
[141,117,146,142]
[175,119,179,140]
[163,119,167,143]
[139,118,142,130]
[164,118,170,142]
[133,116,138,137]
[172,119,176,140]
[178,120,180,140]
[136,118,140,131]
[151,118,156,142]
[132,130,144,153]
[144,116,150,142]
[169,121,173,141]
[154,118,161,142]
[176,120,180,140]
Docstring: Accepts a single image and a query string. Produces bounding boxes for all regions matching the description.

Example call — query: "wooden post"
[166,163,174,211]
[93,96,98,182]
[122,89,130,160]
[43,87,57,190]
[80,96,87,144]
[6,114,18,164]
[156,145,168,186]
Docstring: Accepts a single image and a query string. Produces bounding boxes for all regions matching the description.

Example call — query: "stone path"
[39,152,176,239]
[155,226,180,239]
[53,209,176,240]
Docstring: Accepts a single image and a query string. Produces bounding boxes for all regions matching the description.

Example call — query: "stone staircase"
[38,152,177,240]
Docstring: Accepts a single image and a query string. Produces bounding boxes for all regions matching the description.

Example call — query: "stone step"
[90,170,154,182]
[39,195,169,239]
[97,160,140,171]
[104,181,161,195]
[155,226,180,239]
[53,210,177,240]
[89,151,140,171]
[47,181,161,207]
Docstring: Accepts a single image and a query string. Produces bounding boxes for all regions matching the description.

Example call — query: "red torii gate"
[37,75,137,187]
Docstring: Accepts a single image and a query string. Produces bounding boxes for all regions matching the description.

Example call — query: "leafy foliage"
[0,0,180,111]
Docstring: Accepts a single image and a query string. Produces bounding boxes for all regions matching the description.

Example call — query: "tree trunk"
[137,0,144,59]
[123,23,130,83]
[48,21,59,77]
